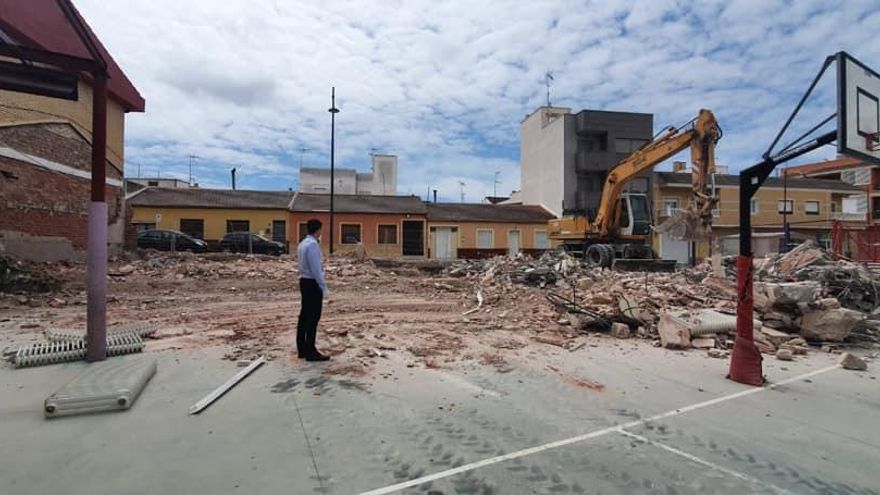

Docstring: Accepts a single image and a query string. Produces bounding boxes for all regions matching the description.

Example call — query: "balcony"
[831,212,867,221]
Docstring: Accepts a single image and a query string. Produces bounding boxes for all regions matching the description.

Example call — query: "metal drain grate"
[13,333,144,368]
[45,322,156,343]
[44,356,157,418]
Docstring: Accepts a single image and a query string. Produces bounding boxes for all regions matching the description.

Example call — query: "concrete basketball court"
[0,344,877,495]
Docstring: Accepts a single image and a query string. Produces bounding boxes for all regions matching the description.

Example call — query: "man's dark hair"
[307,219,322,235]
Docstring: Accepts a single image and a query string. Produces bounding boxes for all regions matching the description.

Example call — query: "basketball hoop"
[868,132,880,152]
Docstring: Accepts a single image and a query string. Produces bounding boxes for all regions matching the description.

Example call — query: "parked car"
[219,232,286,255]
[137,229,207,253]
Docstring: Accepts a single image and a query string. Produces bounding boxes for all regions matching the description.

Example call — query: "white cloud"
[75,0,880,194]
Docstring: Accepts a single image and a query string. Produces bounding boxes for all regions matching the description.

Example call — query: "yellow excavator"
[548,109,721,271]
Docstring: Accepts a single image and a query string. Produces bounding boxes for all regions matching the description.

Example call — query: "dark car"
[219,232,286,255]
[137,229,207,253]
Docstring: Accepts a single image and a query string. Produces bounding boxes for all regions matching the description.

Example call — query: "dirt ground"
[3,249,876,384]
[0,252,613,381]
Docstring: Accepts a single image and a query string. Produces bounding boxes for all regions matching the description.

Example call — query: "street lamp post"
[328,87,339,255]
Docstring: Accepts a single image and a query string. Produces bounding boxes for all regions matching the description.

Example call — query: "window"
[272,220,286,243]
[227,220,250,233]
[750,198,759,215]
[778,200,794,214]
[298,222,309,242]
[147,181,159,187]
[580,132,607,152]
[476,229,494,249]
[378,224,398,244]
[341,224,361,244]
[615,138,649,154]
[179,219,204,239]
[534,230,549,249]
[662,198,679,216]
[804,200,820,215]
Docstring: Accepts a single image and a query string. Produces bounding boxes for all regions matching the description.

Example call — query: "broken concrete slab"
[839,352,868,371]
[691,337,715,349]
[800,308,866,342]
[761,326,795,347]
[658,312,691,349]
[755,281,820,311]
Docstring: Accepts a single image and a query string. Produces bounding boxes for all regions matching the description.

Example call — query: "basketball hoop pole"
[733,131,836,386]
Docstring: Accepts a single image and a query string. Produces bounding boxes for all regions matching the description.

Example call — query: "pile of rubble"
[0,257,62,293]
[756,241,880,313]
[445,245,878,363]
[107,252,301,281]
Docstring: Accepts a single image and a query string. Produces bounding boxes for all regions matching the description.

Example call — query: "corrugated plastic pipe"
[13,333,144,368]
[691,309,761,336]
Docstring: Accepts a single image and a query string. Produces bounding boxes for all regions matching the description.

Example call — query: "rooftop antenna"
[298,147,310,168]
[545,72,554,107]
[494,169,501,200]
[458,180,466,203]
[188,154,199,185]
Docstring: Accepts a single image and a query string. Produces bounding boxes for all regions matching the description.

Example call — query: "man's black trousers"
[297,278,323,356]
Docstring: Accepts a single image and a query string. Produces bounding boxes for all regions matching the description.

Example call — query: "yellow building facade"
[652,172,862,261]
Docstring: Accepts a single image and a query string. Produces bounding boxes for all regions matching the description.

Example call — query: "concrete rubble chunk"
[779,344,809,355]
[610,323,631,339]
[761,326,795,347]
[839,352,867,371]
[776,348,794,361]
[707,348,726,359]
[818,298,841,310]
[702,276,736,298]
[658,312,691,349]
[771,240,828,277]
[754,330,776,354]
[754,281,820,311]
[691,337,715,349]
[762,311,793,328]
[800,308,866,342]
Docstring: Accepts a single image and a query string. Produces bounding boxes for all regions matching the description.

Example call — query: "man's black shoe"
[305,352,330,362]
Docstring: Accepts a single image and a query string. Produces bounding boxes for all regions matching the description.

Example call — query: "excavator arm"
[592,109,720,237]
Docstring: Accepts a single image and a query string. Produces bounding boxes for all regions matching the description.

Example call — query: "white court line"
[617,430,795,495]
[356,364,840,495]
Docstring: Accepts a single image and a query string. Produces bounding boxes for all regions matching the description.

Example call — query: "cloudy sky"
[77,0,880,201]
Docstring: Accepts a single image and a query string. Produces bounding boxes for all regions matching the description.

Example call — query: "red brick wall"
[0,155,121,250]
[0,124,123,178]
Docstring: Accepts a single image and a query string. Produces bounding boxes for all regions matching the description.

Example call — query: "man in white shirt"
[296,219,330,361]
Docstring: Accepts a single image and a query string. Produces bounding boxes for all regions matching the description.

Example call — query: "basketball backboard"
[838,51,880,164]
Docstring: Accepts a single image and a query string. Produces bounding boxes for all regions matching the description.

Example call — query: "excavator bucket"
[655,209,712,242]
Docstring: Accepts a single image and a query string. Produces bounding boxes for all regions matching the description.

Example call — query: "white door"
[507,230,521,256]
[434,227,456,259]
[660,233,690,265]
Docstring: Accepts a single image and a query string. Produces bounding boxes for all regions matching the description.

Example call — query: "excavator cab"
[618,193,652,236]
